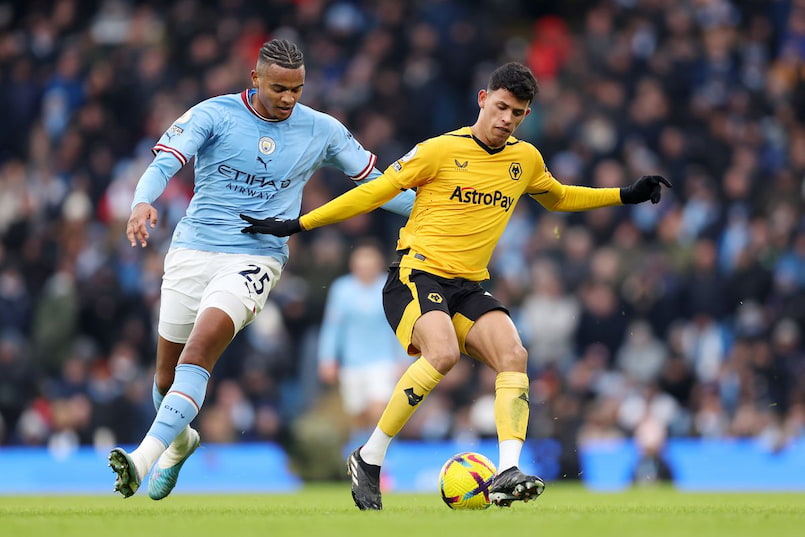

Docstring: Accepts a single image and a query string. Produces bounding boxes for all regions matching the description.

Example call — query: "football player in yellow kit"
[241,61,671,510]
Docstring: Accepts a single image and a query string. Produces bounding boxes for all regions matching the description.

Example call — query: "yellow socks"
[494,371,530,442]
[377,357,444,436]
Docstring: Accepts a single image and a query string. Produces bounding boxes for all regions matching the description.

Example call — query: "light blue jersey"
[318,274,406,369]
[132,89,412,264]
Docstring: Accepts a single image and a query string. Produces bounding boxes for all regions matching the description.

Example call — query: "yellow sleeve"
[524,147,622,211]
[381,140,439,190]
[299,176,403,231]
[528,175,622,211]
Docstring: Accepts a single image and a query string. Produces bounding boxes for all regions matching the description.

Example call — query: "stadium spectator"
[519,258,580,373]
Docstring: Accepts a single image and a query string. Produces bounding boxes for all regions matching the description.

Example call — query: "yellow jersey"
[383,127,621,280]
[301,127,622,281]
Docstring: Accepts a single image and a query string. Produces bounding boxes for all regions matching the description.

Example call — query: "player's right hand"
[240,214,303,236]
[127,202,158,247]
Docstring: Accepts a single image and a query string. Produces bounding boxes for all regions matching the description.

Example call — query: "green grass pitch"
[2,483,803,537]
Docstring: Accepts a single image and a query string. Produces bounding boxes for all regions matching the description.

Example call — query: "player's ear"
[478,89,487,108]
[250,69,258,88]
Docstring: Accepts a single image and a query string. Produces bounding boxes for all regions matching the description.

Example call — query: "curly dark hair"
[257,39,304,69]
[488,62,538,102]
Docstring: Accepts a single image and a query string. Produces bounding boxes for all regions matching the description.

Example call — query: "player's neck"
[247,90,285,122]
[469,126,506,152]
[469,125,503,150]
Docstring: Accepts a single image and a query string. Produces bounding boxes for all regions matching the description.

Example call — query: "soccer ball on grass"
[438,451,497,510]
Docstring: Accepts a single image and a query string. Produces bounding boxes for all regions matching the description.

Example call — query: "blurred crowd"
[0,0,803,480]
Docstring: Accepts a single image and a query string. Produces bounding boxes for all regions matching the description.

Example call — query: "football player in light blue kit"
[318,240,410,439]
[109,39,413,499]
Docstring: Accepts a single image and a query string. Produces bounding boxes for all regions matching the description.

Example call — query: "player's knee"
[177,349,213,372]
[176,335,220,371]
[201,291,253,333]
[497,344,528,373]
[426,348,461,374]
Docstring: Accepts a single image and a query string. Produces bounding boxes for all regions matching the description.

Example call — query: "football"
[438,452,497,510]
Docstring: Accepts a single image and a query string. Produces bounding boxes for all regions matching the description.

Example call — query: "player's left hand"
[620,175,672,204]
[240,214,302,236]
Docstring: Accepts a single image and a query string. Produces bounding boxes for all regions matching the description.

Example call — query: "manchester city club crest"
[259,136,276,155]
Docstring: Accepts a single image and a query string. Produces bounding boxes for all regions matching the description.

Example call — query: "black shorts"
[382,264,508,356]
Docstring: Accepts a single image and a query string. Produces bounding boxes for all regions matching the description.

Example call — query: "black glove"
[620,175,672,204]
[240,214,302,236]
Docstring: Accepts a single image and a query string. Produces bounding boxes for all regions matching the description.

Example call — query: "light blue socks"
[146,364,209,447]
[152,379,164,410]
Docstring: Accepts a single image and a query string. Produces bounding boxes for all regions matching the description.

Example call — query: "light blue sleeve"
[130,102,216,210]
[317,278,346,366]
[130,152,182,210]
[323,117,413,217]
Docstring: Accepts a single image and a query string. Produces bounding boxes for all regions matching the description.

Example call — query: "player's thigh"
[383,267,460,363]
[411,311,460,372]
[199,252,282,335]
[463,309,527,373]
[452,286,525,373]
[158,248,210,344]
[448,283,508,356]
[158,248,282,342]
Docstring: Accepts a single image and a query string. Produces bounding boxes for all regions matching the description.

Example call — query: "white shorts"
[158,248,283,343]
[339,362,398,416]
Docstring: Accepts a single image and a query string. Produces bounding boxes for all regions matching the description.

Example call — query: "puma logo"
[256,155,271,169]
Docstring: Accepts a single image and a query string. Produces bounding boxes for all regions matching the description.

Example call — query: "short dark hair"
[258,39,304,70]
[488,62,538,103]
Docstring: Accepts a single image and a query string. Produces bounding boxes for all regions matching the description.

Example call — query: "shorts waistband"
[391,248,426,268]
